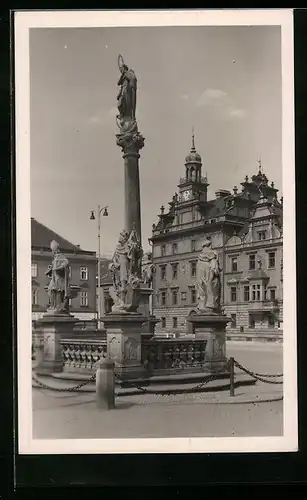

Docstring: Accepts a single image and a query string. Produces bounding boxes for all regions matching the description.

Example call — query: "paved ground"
[32,341,283,440]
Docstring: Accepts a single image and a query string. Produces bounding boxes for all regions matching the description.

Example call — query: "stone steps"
[32,369,255,395]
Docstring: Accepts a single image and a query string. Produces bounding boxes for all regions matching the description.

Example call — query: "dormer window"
[258,231,266,241]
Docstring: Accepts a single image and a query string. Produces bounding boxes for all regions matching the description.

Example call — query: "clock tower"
[178,130,209,204]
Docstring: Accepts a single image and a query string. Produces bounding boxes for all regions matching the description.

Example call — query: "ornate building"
[150,134,283,337]
[31,218,97,321]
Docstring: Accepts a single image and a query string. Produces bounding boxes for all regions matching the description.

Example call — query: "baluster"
[187,344,194,366]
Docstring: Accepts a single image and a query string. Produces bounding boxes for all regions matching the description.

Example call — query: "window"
[258,231,266,241]
[160,265,166,280]
[161,245,166,257]
[230,314,237,328]
[268,252,276,268]
[80,292,88,307]
[191,239,196,252]
[172,289,178,305]
[270,289,276,301]
[191,287,197,304]
[230,286,237,302]
[69,298,72,306]
[161,317,166,329]
[251,285,256,301]
[80,266,88,280]
[173,317,178,329]
[249,254,256,270]
[181,291,187,301]
[231,257,238,272]
[172,243,178,255]
[161,290,167,306]
[268,315,275,327]
[249,315,255,329]
[256,284,261,301]
[191,261,197,277]
[172,263,178,280]
[32,289,38,306]
[244,285,250,302]
[31,263,37,278]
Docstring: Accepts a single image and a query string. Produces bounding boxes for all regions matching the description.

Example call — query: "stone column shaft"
[124,152,141,241]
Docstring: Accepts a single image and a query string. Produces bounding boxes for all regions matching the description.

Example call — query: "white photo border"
[15,9,297,455]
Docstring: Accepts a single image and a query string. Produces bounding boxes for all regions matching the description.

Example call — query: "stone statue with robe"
[196,237,221,313]
[108,226,143,313]
[115,55,144,153]
[45,240,71,314]
[117,54,137,123]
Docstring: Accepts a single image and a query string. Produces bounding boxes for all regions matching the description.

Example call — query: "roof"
[31,218,94,254]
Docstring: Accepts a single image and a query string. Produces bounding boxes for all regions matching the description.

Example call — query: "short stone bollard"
[96,358,115,410]
[229,357,235,397]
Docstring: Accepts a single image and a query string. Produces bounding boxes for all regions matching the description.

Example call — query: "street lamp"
[90,205,108,329]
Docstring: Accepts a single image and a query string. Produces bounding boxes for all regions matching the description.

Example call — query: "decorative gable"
[226,234,242,247]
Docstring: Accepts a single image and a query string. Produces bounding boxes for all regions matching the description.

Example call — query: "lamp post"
[90,205,108,329]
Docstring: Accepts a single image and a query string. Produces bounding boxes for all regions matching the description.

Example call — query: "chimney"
[215,189,231,199]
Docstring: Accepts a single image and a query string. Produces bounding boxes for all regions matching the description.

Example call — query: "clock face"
[182,190,192,201]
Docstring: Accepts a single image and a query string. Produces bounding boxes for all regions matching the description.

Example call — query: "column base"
[102,313,147,380]
[188,313,230,366]
[34,314,79,375]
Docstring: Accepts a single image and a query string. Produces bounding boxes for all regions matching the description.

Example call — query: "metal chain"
[115,373,219,396]
[32,373,96,393]
[234,361,283,385]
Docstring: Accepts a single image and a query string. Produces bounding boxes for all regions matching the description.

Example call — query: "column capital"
[116,130,145,155]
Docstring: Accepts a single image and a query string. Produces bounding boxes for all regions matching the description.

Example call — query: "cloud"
[85,106,118,126]
[180,94,189,100]
[229,107,247,119]
[196,88,247,120]
[197,88,228,107]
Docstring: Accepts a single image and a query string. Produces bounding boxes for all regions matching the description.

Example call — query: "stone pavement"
[32,341,283,439]
[32,378,283,439]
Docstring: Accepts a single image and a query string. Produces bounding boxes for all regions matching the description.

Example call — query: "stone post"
[96,358,115,409]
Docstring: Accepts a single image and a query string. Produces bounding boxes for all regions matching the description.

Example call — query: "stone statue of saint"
[108,226,143,313]
[196,237,221,313]
[45,240,71,314]
[117,54,137,123]
[142,251,155,286]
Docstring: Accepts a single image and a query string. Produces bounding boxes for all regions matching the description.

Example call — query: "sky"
[30,25,282,256]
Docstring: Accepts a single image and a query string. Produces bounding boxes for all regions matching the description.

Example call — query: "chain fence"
[233,360,283,385]
[32,357,283,397]
[114,372,219,396]
[32,374,96,393]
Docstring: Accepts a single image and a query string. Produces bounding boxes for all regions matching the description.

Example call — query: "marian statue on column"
[196,237,222,313]
[115,54,144,152]
[117,54,137,123]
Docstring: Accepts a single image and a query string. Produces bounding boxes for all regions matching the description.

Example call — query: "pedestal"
[187,313,230,372]
[102,313,147,380]
[35,314,79,375]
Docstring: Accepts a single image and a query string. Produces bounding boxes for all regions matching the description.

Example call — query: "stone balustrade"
[60,339,107,373]
[141,337,209,373]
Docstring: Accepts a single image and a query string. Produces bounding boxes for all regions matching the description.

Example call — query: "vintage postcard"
[15,9,297,454]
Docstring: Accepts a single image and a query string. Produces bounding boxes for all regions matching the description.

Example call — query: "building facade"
[31,218,97,321]
[150,135,283,337]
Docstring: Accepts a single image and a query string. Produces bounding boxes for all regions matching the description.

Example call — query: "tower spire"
[191,126,196,151]
[258,156,262,173]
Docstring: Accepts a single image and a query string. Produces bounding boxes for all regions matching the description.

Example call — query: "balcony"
[248,299,279,313]
[178,176,208,185]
